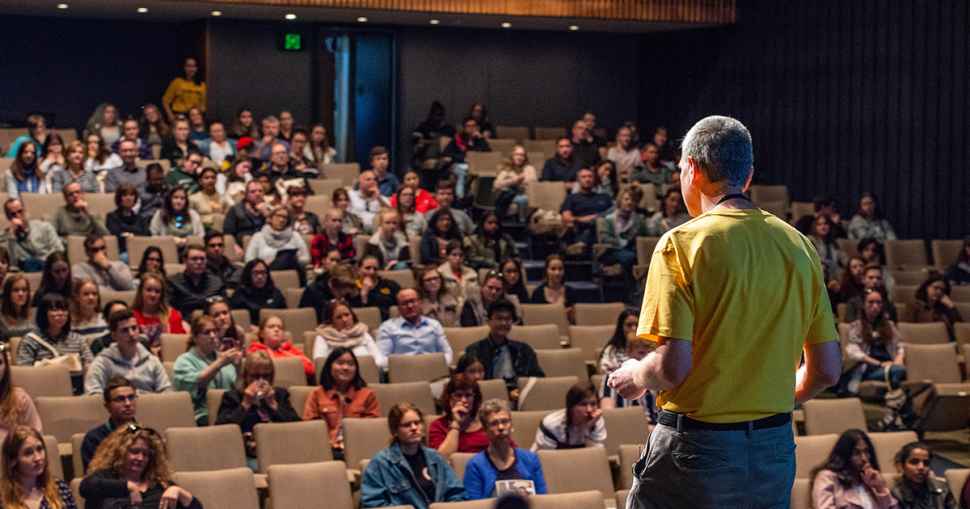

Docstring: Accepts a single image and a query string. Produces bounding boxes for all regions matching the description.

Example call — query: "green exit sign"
[282,32,303,51]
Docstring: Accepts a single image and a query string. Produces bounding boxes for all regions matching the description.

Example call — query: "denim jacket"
[360,443,464,509]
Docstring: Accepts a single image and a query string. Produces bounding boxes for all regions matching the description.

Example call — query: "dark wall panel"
[640,0,969,239]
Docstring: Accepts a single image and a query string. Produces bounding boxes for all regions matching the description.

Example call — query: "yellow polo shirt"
[162,77,207,115]
[637,207,837,423]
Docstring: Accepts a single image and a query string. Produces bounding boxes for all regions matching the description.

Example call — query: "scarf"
[314,322,369,349]
[261,224,294,249]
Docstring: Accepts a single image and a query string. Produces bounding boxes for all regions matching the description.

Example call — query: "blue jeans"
[862,364,906,389]
[627,417,795,509]
[600,246,637,269]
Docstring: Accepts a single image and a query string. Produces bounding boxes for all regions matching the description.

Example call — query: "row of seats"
[790,470,970,509]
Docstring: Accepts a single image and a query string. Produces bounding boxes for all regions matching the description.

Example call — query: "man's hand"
[608,358,648,400]
[93,250,111,269]
[74,199,88,212]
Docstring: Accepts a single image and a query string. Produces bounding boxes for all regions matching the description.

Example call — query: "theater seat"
[537,447,614,502]
[944,469,969,501]
[868,431,917,470]
[533,492,605,509]
[517,376,579,411]
[790,478,811,509]
[137,391,196,431]
[254,420,332,472]
[601,407,651,458]
[897,322,950,345]
[448,452,476,479]
[166,425,247,472]
[387,353,449,383]
[510,323,563,350]
[618,444,642,489]
[574,303,626,326]
[11,365,73,397]
[884,239,928,270]
[342,417,389,470]
[268,461,353,509]
[795,434,838,478]
[173,468,259,509]
[160,333,189,362]
[370,382,436,417]
[535,348,587,380]
[509,410,547,450]
[35,396,106,455]
[802,398,867,435]
[443,326,489,361]
[272,356,309,388]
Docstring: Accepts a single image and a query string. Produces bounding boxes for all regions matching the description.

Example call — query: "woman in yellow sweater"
[162,57,207,122]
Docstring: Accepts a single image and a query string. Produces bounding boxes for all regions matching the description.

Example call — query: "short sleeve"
[636,236,694,343]
[804,248,839,345]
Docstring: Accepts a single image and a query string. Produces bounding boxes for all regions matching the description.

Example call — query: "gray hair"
[478,398,511,427]
[680,115,753,188]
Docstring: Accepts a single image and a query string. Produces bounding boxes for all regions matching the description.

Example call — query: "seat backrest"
[537,447,614,500]
[897,322,950,345]
[449,452,476,479]
[888,269,929,286]
[284,288,304,309]
[99,288,136,307]
[903,343,962,383]
[509,410,547,450]
[136,391,196,431]
[255,420,332,472]
[160,333,189,363]
[42,434,63,480]
[267,461,351,509]
[802,398,867,435]
[321,163,361,187]
[271,269,300,290]
[35,396,107,444]
[429,499,494,509]
[635,236,661,265]
[260,307,318,341]
[307,178,344,198]
[286,385,315,419]
[510,323,562,350]
[126,236,178,269]
[379,269,416,290]
[790,478,811,509]
[21,193,63,222]
[86,193,115,219]
[574,303,626,326]
[230,309,251,331]
[487,138,517,155]
[272,356,308,388]
[931,239,963,270]
[601,407,652,456]
[11,365,73,397]
[618,445,642,489]
[387,353,449,383]
[173,468,259,509]
[884,239,928,269]
[67,235,119,266]
[893,285,920,309]
[526,182,567,212]
[533,127,565,141]
[494,126,530,141]
[567,325,614,366]
[342,416,390,468]
[478,379,508,404]
[868,431,918,471]
[355,307,383,334]
[206,389,226,426]
[535,348,587,381]
[370,382,436,416]
[794,434,838,478]
[71,433,85,477]
[532,491,604,509]
[943,469,970,502]
[466,151,504,176]
[166,425,247,471]
[443,326,489,359]
[517,376,579,411]
[952,285,970,303]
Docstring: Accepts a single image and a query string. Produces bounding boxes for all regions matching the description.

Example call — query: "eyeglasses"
[111,394,139,403]
[90,245,106,253]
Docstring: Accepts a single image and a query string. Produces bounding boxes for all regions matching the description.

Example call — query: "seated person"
[464,300,543,403]
[422,181,474,235]
[204,230,241,289]
[464,399,547,500]
[598,333,658,423]
[303,347,380,460]
[421,210,464,266]
[173,314,241,426]
[417,266,460,328]
[646,188,690,236]
[811,429,896,509]
[440,117,491,199]
[81,376,137,471]
[455,353,486,384]
[531,382,606,451]
[943,236,970,286]
[167,243,227,318]
[105,184,151,255]
[189,167,233,230]
[71,233,135,291]
[460,273,522,327]
[0,426,77,509]
[493,145,537,221]
[245,205,310,278]
[428,374,497,458]
[794,195,848,239]
[89,300,130,356]
[229,259,286,325]
[463,212,517,271]
[355,254,401,321]
[844,264,898,323]
[598,309,639,374]
[597,187,649,275]
[85,309,171,395]
[312,300,386,369]
[246,315,314,381]
[149,186,204,246]
[839,288,907,401]
[541,137,582,184]
[909,274,963,341]
[891,442,958,509]
[859,238,897,297]
[389,170,438,214]
[223,180,268,243]
[18,293,94,393]
[365,209,410,270]
[348,170,390,234]
[310,209,356,268]
[132,273,187,354]
[81,425,202,509]
[1,198,63,272]
[394,181,429,239]
[368,145,400,197]
[848,192,897,241]
[560,167,614,250]
[53,181,110,238]
[215,351,300,464]
[437,240,479,305]
[529,254,578,323]
[32,252,73,308]
[300,262,355,323]
[377,289,453,365]
[0,342,42,445]
[360,402,465,509]
[69,279,110,355]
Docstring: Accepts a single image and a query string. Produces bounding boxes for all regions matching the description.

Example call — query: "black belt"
[657,411,791,431]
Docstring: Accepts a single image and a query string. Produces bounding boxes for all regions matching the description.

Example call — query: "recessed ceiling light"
[56,3,69,9]
[211,10,222,17]
[284,13,296,20]
[429,19,440,25]
[136,7,148,13]
[356,16,368,22]
[501,22,511,28]
[569,25,579,31]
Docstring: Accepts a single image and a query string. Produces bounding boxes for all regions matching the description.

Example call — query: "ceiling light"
[136,7,148,13]
[569,25,579,31]
[56,3,68,9]
[356,16,368,22]
[501,22,511,28]
[284,13,296,20]
[429,19,440,25]
[211,10,222,16]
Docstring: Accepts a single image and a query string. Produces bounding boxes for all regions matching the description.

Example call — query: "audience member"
[417,266,460,327]
[259,142,302,184]
[6,142,46,197]
[215,351,300,464]
[166,243,226,318]
[410,100,456,171]
[300,263,356,323]
[311,209,356,267]
[285,185,320,235]
[32,252,73,307]
[464,300,543,402]
[438,240,479,304]
[219,158,251,203]
[360,402,464,509]
[468,102,495,139]
[313,300,385,367]
[568,120,601,170]
[632,142,673,187]
[494,145,537,221]
[204,230,241,288]
[84,133,122,175]
[186,108,208,144]
[849,192,897,241]
[173,314,241,425]
[246,315,314,380]
[40,133,65,175]
[355,254,402,320]
[106,129,150,187]
[332,188,364,235]
[150,186,204,246]
[393,185,428,239]
[139,104,170,146]
[831,256,867,307]
[598,333,658,422]
[53,182,109,237]
[135,245,166,278]
[162,57,206,122]
[944,236,970,286]
[138,163,168,223]
[455,354,486,383]
[598,308,639,374]
[599,188,650,275]
[305,124,336,167]
[80,376,137,470]
[223,180,267,243]
[303,347,380,459]
[0,344,42,445]
[0,276,36,340]
[377,289,453,364]
[349,170,390,233]
[607,126,643,181]
[910,273,963,340]
[85,309,171,395]
[244,205,310,282]
[809,215,845,282]
[423,181,474,235]
[204,296,247,346]
[0,426,77,509]
[390,170,438,214]
[49,140,99,193]
[1,198,63,272]
[105,184,150,254]
[160,118,194,168]
[464,212,518,270]
[463,399,547,500]
[810,429,896,509]
[421,210,464,266]
[229,259,286,324]
[529,254,577,322]
[89,301,129,356]
[858,238,897,297]
[891,442,957,509]
[367,146,399,197]
[589,160,619,199]
[428,374,489,457]
[188,167,232,230]
[18,293,93,391]
[560,167,613,250]
[794,196,848,239]
[649,126,675,165]
[69,279,108,348]
[366,210,410,269]
[460,274,522,327]
[845,264,898,322]
[196,121,236,167]
[541,137,582,184]
[646,187,690,236]
[4,113,48,158]
[230,108,257,140]
[441,117,491,199]
[840,288,907,402]
[72,234,135,291]
[500,258,529,303]
[531,382,605,451]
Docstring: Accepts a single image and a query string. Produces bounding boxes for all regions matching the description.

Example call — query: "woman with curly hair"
[0,346,42,445]
[81,424,201,509]
[0,426,75,509]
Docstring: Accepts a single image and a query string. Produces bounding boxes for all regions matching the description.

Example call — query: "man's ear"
[742,166,754,193]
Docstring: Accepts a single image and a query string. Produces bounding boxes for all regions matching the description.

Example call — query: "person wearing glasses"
[85,309,171,396]
[81,423,201,509]
[173,314,241,426]
[80,376,138,471]
[463,300,543,404]
[1,198,63,272]
[0,426,77,509]
[18,294,94,393]
[72,233,135,291]
[463,399,547,500]
[53,182,110,238]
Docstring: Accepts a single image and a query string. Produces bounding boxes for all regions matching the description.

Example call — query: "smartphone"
[220,337,237,351]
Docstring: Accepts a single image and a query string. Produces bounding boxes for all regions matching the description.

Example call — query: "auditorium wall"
[639,0,969,239]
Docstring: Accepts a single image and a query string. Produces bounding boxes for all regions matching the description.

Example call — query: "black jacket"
[222,202,266,242]
[80,468,203,509]
[105,209,150,253]
[229,284,286,324]
[215,387,301,435]
[299,274,334,323]
[464,337,545,383]
[167,271,226,318]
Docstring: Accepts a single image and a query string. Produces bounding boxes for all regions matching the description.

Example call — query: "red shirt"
[246,340,315,377]
[133,309,187,333]
[390,189,439,214]
[427,416,516,454]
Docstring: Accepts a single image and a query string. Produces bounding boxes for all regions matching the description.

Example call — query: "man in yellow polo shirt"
[609,115,842,509]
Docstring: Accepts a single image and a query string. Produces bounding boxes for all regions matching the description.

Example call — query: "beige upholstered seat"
[884,239,928,269]
[11,365,73,397]
[370,382,436,416]
[535,348,587,380]
[794,434,838,478]
[897,322,951,345]
[321,163,361,187]
[802,398,867,435]
[568,325,614,367]
[254,420,332,472]
[35,396,107,451]
[868,431,917,470]
[516,376,578,411]
[160,333,189,362]
[510,323,563,350]
[272,356,309,388]
[267,461,352,509]
[137,391,196,431]
[444,326,489,359]
[260,308,317,342]
[537,447,614,501]
[342,417,389,469]
[601,406,651,457]
[617,444,642,489]
[166,425,247,472]
[173,468,259,509]
[574,303,626,326]
[387,353,449,383]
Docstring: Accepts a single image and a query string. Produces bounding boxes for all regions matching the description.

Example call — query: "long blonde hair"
[133,273,172,323]
[0,427,63,509]
[88,425,173,486]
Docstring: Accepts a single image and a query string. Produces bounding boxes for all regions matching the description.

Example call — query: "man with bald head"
[376,288,453,365]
